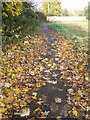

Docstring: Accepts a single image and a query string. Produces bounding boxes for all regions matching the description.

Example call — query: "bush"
[36,12,46,22]
[2,2,45,50]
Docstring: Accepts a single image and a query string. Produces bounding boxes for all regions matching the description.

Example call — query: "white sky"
[60,0,89,11]
[31,0,90,11]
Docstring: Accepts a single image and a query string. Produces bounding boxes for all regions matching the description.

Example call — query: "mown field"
[58,21,88,32]
[50,21,88,38]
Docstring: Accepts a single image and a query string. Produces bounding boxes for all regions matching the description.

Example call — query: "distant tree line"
[40,0,61,16]
[41,0,89,19]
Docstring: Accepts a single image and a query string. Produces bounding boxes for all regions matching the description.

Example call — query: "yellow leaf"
[72,107,76,111]
[17,67,23,72]
[73,110,78,117]
[60,75,66,79]
[11,96,14,101]
[15,88,20,95]
[3,12,8,17]
[32,96,37,100]
[0,113,2,119]
[49,59,52,63]
[52,43,54,46]
[12,74,16,79]
[1,72,5,77]
[37,101,42,105]
[33,107,41,115]
[79,67,83,71]
[34,68,37,71]
[1,108,7,113]
[42,82,46,86]
[36,83,41,88]
[10,68,13,72]
[53,63,56,67]
[2,58,7,62]
[71,66,74,69]
[42,59,46,63]
[7,68,13,73]
[23,87,29,92]
[39,98,42,101]
[41,112,46,117]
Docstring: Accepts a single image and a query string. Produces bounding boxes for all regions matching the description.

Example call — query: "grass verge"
[50,21,88,53]
[50,21,89,69]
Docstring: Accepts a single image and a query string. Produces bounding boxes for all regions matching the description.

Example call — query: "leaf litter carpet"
[1,23,89,120]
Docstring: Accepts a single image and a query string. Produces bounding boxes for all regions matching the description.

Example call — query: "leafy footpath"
[0,23,89,120]
[50,24,89,119]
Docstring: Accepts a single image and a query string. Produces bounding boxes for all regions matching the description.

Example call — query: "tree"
[41,0,61,16]
[83,6,88,19]
[2,2,23,17]
[61,8,69,16]
[36,12,46,21]
[68,11,73,16]
[18,2,38,33]
[73,9,83,16]
[2,2,40,48]
[2,2,23,44]
[88,6,90,20]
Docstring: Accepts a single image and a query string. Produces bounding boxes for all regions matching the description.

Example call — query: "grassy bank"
[50,21,88,54]
[50,21,88,38]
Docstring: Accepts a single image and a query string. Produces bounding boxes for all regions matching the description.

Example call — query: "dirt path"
[29,23,73,118]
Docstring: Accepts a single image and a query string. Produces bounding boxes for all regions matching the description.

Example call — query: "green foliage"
[2,2,23,47]
[73,9,83,16]
[83,6,90,19]
[41,0,61,16]
[2,2,46,51]
[36,12,47,22]
[83,6,88,19]
[17,2,38,34]
[61,9,69,16]
[2,2,23,17]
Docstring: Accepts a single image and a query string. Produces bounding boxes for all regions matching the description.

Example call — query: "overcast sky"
[30,0,89,11]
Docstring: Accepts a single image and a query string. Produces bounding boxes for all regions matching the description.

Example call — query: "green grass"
[59,21,88,32]
[50,21,88,39]
[50,21,88,53]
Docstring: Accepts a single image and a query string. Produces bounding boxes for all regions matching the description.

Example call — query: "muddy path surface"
[29,23,73,118]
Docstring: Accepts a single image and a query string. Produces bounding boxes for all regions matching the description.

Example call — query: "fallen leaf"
[15,88,20,95]
[47,80,57,84]
[55,98,62,103]
[32,92,37,96]
[73,110,78,117]
[37,101,43,105]
[0,113,2,119]
[60,75,66,79]
[32,96,37,100]
[20,108,30,117]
